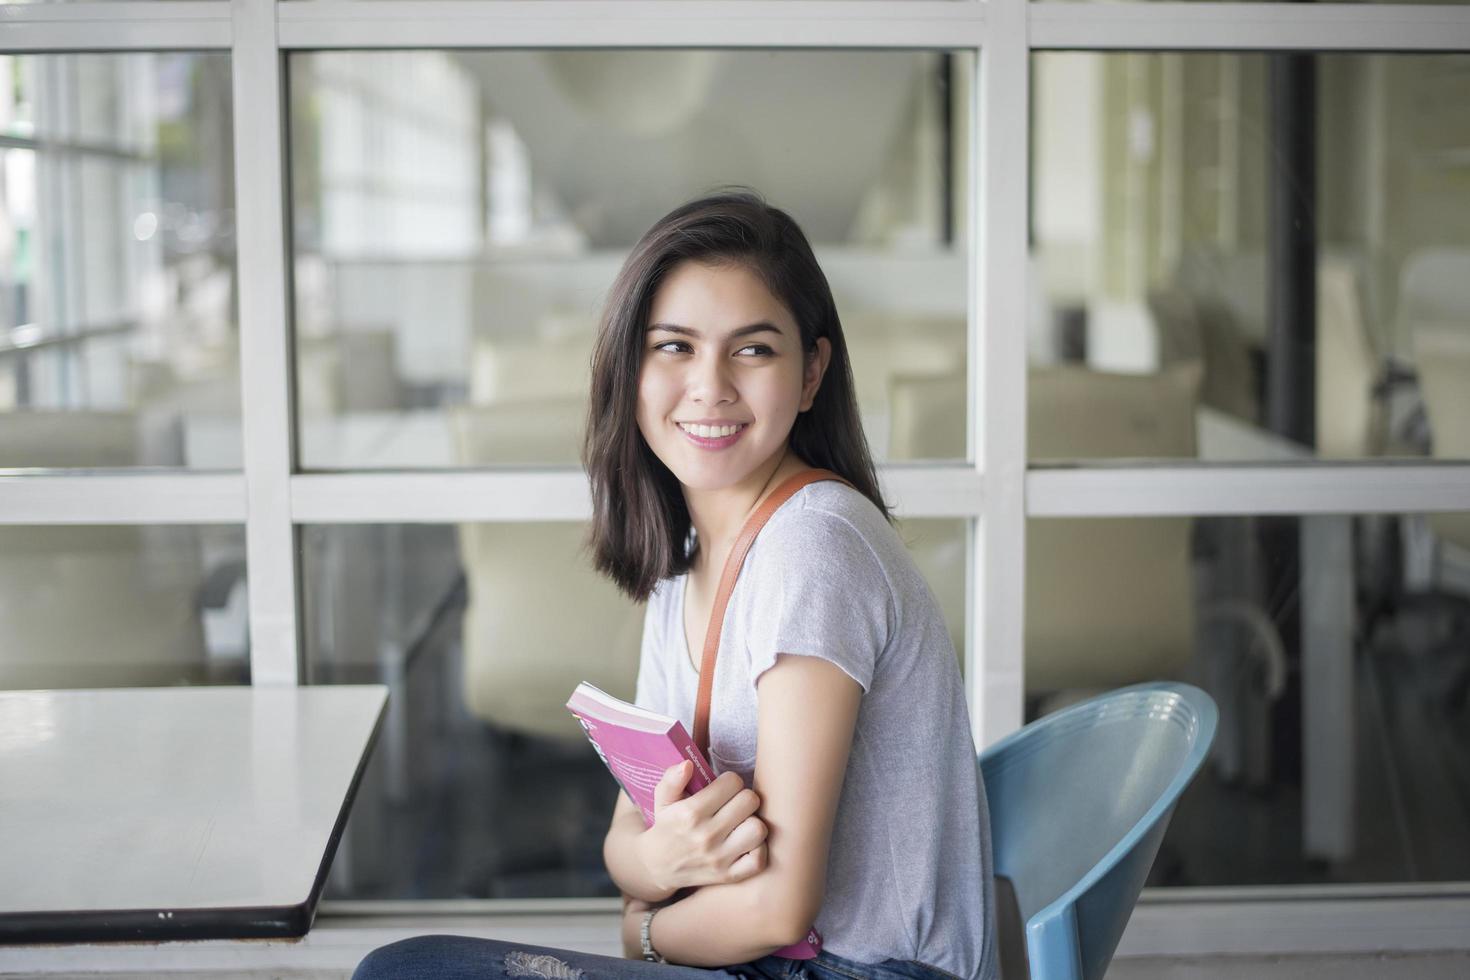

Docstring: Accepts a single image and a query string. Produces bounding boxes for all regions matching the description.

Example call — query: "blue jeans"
[352,936,965,980]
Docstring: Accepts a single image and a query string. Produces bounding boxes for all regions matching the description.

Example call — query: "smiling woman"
[583,190,886,605]
[352,191,998,980]
[637,260,831,503]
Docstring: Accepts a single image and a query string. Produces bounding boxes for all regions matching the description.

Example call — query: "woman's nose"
[688,352,737,405]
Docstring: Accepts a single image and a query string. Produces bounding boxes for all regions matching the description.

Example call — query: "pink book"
[566,682,822,960]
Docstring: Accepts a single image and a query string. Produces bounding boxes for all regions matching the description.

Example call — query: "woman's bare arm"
[640,653,863,965]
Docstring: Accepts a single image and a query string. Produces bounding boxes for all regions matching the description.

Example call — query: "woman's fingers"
[721,814,769,858]
[652,760,693,813]
[647,767,768,889]
[726,843,768,882]
[711,786,762,833]
[687,770,748,820]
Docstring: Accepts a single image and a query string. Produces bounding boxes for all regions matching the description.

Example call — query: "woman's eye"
[651,341,772,357]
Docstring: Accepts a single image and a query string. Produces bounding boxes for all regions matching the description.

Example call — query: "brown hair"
[581,187,891,602]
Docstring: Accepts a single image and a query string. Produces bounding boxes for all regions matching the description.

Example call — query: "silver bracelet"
[640,907,666,963]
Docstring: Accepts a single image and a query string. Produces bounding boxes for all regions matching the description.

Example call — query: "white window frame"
[2,0,1470,955]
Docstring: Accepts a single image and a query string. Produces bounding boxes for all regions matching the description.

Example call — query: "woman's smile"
[676,420,750,449]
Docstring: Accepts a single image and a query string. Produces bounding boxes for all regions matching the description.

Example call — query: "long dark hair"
[581,187,891,602]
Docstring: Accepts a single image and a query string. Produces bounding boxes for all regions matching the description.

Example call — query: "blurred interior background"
[2,46,1468,901]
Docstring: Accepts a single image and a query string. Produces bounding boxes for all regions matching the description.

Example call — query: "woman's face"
[636,259,829,494]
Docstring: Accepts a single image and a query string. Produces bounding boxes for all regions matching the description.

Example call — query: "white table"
[0,685,387,943]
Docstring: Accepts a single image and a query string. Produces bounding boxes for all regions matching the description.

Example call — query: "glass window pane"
[289,50,973,470]
[303,516,965,899]
[0,53,239,471]
[1030,52,1470,464]
[1025,510,1470,885]
[0,524,248,689]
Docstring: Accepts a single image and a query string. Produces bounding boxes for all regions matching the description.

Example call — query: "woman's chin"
[674,457,797,498]
[671,466,747,494]
[664,453,763,493]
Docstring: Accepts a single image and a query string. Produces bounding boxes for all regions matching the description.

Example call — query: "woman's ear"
[799,337,832,412]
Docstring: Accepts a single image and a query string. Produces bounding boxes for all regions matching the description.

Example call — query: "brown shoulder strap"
[692,468,854,758]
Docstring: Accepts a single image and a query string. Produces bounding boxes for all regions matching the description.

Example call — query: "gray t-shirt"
[634,480,997,980]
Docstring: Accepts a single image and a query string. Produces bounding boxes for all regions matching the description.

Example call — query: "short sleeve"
[633,584,669,715]
[744,510,894,695]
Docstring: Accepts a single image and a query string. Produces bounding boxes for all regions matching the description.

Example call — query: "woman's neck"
[684,448,811,579]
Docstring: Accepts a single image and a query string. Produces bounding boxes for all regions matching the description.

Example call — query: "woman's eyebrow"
[646,321,783,339]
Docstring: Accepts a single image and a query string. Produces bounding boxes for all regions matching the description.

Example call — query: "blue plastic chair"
[978,682,1217,980]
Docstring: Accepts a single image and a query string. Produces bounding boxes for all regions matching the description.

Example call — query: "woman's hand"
[634,763,769,895]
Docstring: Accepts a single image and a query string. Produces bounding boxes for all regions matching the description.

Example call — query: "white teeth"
[679,422,744,439]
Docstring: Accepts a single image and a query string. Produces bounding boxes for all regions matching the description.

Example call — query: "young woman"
[354,190,996,980]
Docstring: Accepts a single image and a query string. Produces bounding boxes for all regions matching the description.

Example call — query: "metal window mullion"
[1029,2,1470,53]
[292,472,593,525]
[963,22,984,744]
[0,3,232,53]
[277,0,986,50]
[977,0,1029,750]
[232,0,298,687]
[288,467,985,525]
[0,474,246,524]
[5,2,1469,55]
[1028,464,1470,517]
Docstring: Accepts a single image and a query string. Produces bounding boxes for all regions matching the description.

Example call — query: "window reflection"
[0,524,248,690]
[0,53,238,470]
[1029,52,1470,464]
[289,50,973,470]
[1027,510,1470,885]
[303,517,964,899]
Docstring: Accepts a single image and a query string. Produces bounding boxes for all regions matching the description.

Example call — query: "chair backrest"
[1412,327,1470,551]
[1024,365,1200,693]
[468,335,593,406]
[1397,249,1470,334]
[889,366,1201,694]
[980,683,1217,980]
[1147,288,1258,424]
[1411,327,1470,461]
[1315,258,1379,459]
[297,329,403,415]
[887,370,965,461]
[0,411,206,688]
[0,409,140,469]
[450,397,587,466]
[1028,362,1200,461]
[449,401,643,740]
[844,319,964,423]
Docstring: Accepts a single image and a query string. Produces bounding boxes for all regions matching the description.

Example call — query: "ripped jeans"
[351,935,965,980]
